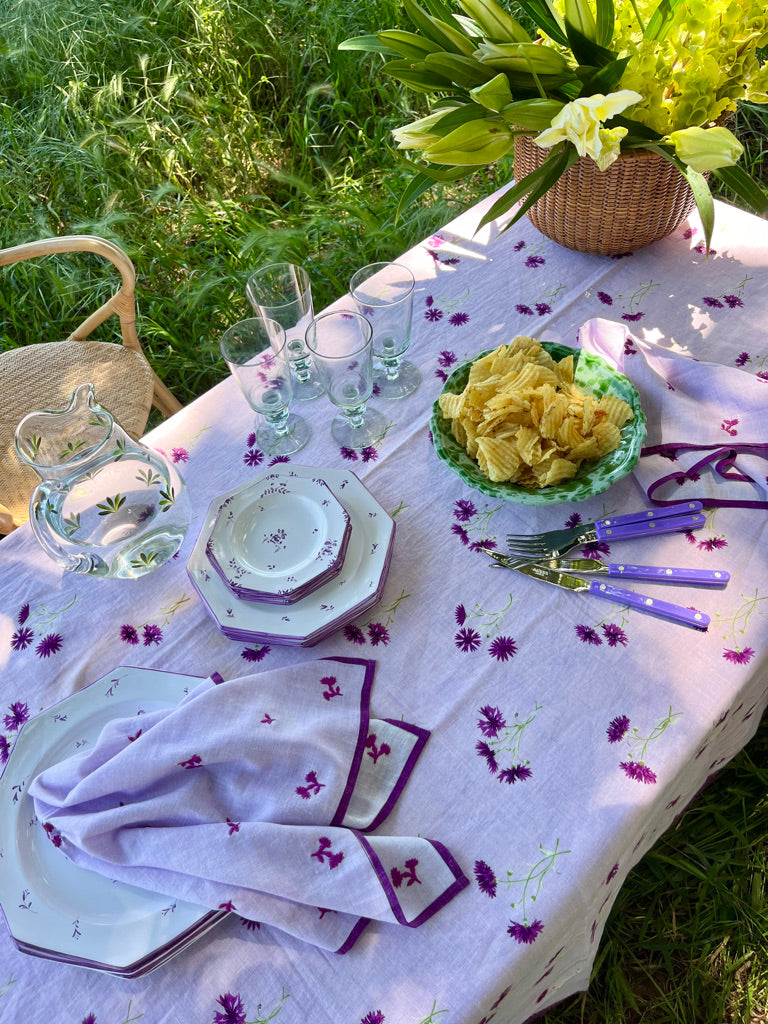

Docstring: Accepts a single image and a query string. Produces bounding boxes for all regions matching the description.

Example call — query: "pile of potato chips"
[437,335,634,488]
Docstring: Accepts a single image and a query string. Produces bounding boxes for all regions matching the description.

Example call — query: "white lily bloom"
[533,90,643,168]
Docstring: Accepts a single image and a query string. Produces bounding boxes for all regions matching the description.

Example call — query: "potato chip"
[438,335,633,488]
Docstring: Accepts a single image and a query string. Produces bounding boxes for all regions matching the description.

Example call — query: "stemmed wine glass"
[220,318,310,456]
[349,261,419,399]
[305,310,387,449]
[245,262,325,401]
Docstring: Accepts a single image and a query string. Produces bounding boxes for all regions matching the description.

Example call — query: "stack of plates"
[0,666,225,976]
[187,465,395,646]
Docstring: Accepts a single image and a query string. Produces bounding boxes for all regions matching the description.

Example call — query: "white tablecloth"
[1,191,767,1024]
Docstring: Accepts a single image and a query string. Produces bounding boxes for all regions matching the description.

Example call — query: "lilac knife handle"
[595,512,705,541]
[606,563,730,586]
[595,501,703,529]
[588,580,710,630]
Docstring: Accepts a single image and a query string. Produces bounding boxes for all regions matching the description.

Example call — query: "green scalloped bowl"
[430,342,647,505]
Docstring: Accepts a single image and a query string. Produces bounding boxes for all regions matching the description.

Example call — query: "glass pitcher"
[14,383,191,579]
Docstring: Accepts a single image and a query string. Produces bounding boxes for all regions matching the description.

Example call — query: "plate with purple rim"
[188,465,395,646]
[0,666,227,976]
[206,471,351,604]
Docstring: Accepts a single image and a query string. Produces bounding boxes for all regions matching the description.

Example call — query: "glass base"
[292,374,325,401]
[330,406,388,450]
[256,413,311,456]
[373,360,421,400]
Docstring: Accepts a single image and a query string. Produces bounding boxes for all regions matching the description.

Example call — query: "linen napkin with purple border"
[30,656,468,953]
[579,317,768,508]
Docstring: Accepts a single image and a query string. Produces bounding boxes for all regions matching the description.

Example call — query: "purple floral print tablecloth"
[1,189,768,1024]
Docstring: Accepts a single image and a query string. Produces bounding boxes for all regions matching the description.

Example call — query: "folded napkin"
[579,318,768,508]
[31,656,468,953]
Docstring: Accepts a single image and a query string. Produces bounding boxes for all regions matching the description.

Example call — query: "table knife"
[492,557,710,631]
[535,558,729,587]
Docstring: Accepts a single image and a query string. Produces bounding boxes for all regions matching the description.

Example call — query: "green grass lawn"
[1,1,767,1018]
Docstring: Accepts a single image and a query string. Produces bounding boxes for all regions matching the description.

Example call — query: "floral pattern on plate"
[206,471,351,604]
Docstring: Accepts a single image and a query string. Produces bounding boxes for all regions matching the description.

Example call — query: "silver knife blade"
[493,557,710,630]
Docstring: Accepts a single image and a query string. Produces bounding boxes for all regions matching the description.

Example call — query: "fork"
[505,501,705,559]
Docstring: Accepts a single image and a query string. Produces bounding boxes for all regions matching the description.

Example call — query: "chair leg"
[151,374,183,417]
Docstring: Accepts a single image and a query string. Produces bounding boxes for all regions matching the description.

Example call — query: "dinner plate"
[206,471,351,604]
[187,466,395,646]
[430,341,646,505]
[0,666,226,976]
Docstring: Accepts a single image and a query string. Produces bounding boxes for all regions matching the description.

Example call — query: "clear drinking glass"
[245,262,324,401]
[305,310,387,449]
[349,261,419,399]
[220,318,310,456]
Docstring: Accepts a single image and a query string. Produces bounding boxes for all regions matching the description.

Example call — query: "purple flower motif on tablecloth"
[35,633,63,658]
[498,764,533,784]
[602,623,628,647]
[321,675,342,700]
[343,623,366,644]
[703,296,724,308]
[721,417,739,436]
[471,536,496,553]
[81,1015,97,1024]
[607,715,630,743]
[311,836,344,869]
[246,432,257,448]
[171,447,189,463]
[0,735,10,765]
[514,240,526,251]
[438,350,457,368]
[489,636,517,661]
[580,541,611,559]
[516,304,534,316]
[178,754,203,769]
[451,523,470,545]
[619,760,657,784]
[120,624,140,645]
[525,255,545,269]
[474,859,497,898]
[575,624,602,645]
[296,770,325,799]
[213,991,247,1024]
[4,701,29,731]
[477,705,506,737]
[735,351,750,367]
[476,741,498,774]
[535,302,552,316]
[723,647,755,665]
[10,627,34,651]
[366,733,391,763]
[340,447,359,461]
[367,622,390,646]
[360,446,378,463]
[758,370,768,383]
[18,603,30,625]
[508,919,544,944]
[724,294,744,309]
[243,447,264,468]
[597,291,613,305]
[456,627,482,652]
[698,536,727,551]
[269,455,291,466]
[142,623,163,646]
[226,818,240,835]
[42,821,62,847]
[449,311,469,326]
[606,862,619,884]
[454,499,477,522]
[621,312,644,322]
[361,1012,385,1024]
[425,307,444,322]
[455,603,467,626]
[241,644,270,662]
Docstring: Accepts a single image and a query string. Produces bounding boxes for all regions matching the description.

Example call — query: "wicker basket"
[513,133,699,255]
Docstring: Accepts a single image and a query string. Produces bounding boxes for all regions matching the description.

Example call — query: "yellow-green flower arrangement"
[341,0,768,249]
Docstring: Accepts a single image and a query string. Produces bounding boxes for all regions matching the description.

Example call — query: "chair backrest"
[0,235,182,533]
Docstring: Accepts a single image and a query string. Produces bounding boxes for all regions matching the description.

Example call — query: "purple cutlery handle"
[595,512,705,541]
[595,501,703,529]
[606,563,730,586]
[588,580,710,630]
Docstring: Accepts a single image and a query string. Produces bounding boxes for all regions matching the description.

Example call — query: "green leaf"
[595,0,615,48]
[645,143,715,251]
[478,143,579,231]
[381,59,455,92]
[424,52,495,89]
[712,164,768,216]
[578,55,629,95]
[456,0,531,43]
[514,0,569,47]
[394,165,477,223]
[644,0,686,41]
[377,30,443,59]
[338,34,397,55]
[403,0,477,56]
[564,20,616,67]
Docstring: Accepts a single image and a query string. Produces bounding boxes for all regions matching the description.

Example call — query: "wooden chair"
[0,235,183,534]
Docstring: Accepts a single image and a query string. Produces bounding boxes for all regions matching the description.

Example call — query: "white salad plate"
[206,470,351,604]
[188,466,395,646]
[0,666,226,976]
